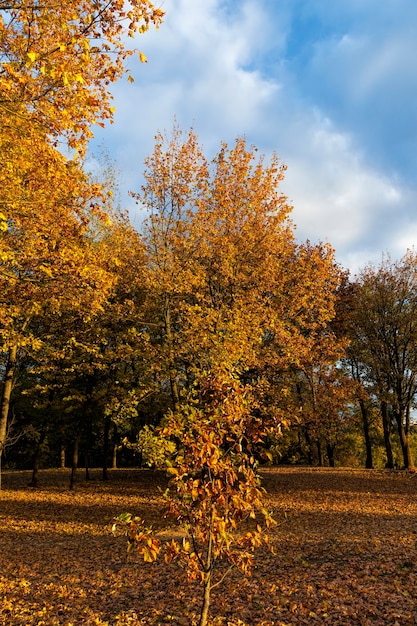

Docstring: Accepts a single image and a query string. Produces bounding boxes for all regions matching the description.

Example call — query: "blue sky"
[90,0,417,275]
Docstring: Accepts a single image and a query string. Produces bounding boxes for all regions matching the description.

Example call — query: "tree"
[0,0,164,151]
[0,0,164,480]
[118,127,345,624]
[348,253,417,469]
[333,278,376,468]
[17,212,152,487]
[134,126,209,409]
[0,122,117,478]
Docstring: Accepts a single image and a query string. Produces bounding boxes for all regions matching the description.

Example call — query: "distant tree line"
[2,124,417,487]
[1,0,417,490]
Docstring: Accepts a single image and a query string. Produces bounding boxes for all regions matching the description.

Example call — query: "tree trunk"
[60,443,66,469]
[359,398,373,469]
[394,411,414,470]
[84,412,93,480]
[0,345,18,471]
[30,428,47,488]
[164,299,180,409]
[199,569,212,626]
[112,424,118,470]
[304,428,313,466]
[85,452,90,481]
[381,401,394,469]
[69,429,82,490]
[198,521,213,626]
[102,413,111,480]
[316,440,323,467]
[326,443,335,467]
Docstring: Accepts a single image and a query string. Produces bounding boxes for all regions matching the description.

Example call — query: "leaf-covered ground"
[1,467,416,625]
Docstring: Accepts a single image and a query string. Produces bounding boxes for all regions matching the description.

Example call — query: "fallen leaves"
[0,468,416,625]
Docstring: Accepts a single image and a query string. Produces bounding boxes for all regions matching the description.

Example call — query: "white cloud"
[94,0,282,188]
[90,0,417,274]
[272,111,406,266]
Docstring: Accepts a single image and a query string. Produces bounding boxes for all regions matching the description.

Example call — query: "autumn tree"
[347,253,417,470]
[133,127,209,409]
[119,127,345,625]
[334,278,382,469]
[293,357,356,467]
[253,241,349,467]
[0,0,164,478]
[0,121,119,479]
[16,212,154,487]
[0,0,164,151]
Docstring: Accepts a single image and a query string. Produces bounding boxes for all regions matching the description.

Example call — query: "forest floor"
[0,467,417,625]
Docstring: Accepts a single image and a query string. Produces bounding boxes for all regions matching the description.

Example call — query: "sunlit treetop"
[0,0,164,152]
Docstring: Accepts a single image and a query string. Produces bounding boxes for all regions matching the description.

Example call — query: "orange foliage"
[0,0,164,150]
[122,127,346,625]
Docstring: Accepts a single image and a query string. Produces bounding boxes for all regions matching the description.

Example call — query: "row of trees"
[3,2,416,483]
[341,254,417,471]
[3,122,417,478]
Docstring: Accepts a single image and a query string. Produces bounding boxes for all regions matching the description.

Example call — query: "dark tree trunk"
[394,410,414,470]
[85,452,91,481]
[112,424,118,470]
[29,428,47,488]
[359,398,373,469]
[69,429,82,490]
[164,299,180,409]
[84,413,93,480]
[316,440,323,467]
[326,443,335,468]
[304,428,313,465]
[381,401,394,469]
[102,414,111,481]
[0,345,17,464]
[60,443,66,469]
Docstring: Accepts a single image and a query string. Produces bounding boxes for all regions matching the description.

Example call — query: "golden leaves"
[117,125,351,623]
[26,51,38,64]
[1,0,164,151]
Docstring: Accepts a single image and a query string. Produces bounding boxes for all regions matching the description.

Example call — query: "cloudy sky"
[90,0,417,275]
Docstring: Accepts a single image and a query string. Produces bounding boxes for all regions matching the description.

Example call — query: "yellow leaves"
[153,8,165,24]
[4,469,417,624]
[0,112,121,349]
[164,538,181,564]
[114,513,161,563]
[138,51,148,63]
[4,1,164,152]
[0,211,8,231]
[38,264,54,278]
[26,52,38,64]
[142,540,160,562]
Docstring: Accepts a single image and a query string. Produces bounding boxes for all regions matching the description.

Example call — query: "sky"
[90,0,417,276]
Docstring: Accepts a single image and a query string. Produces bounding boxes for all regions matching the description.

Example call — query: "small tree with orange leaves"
[117,371,276,626]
